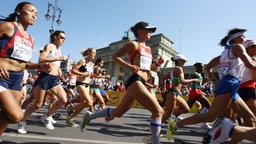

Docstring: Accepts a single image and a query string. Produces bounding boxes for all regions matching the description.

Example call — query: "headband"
[227,32,244,44]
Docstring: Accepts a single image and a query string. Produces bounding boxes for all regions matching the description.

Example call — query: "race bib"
[218,62,230,78]
[11,41,32,62]
[140,56,151,70]
[69,78,76,85]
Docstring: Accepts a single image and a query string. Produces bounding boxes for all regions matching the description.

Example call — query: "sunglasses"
[59,36,66,40]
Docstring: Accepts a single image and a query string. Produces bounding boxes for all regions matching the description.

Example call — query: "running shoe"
[52,112,63,119]
[44,102,49,106]
[66,119,78,128]
[65,104,73,119]
[80,111,92,132]
[105,116,115,122]
[49,116,57,124]
[202,117,233,144]
[166,119,176,140]
[201,122,212,130]
[17,121,27,134]
[41,114,55,130]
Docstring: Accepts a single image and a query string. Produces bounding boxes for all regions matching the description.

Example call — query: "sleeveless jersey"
[191,72,202,89]
[47,44,62,66]
[218,46,244,80]
[78,59,94,73]
[0,23,33,62]
[78,60,94,84]
[91,66,103,86]
[68,73,77,86]
[129,43,152,71]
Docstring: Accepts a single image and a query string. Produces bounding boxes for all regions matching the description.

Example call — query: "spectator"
[118,82,126,91]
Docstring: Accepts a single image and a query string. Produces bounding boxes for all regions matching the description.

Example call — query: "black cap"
[131,21,156,33]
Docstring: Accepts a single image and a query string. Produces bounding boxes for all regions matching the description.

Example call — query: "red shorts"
[188,88,203,99]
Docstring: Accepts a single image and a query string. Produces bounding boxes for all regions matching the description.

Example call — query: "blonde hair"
[81,47,95,56]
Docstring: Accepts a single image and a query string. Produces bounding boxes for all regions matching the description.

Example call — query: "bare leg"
[230,126,256,143]
[46,85,67,117]
[230,97,256,127]
[176,93,232,127]
[0,90,23,135]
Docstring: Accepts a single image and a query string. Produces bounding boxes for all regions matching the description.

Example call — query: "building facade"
[32,33,217,87]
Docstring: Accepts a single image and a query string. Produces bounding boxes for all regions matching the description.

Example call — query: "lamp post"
[45,0,62,35]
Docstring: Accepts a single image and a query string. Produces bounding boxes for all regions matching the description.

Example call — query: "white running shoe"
[41,115,55,130]
[17,122,27,134]
[80,111,92,132]
[201,122,212,130]
[202,117,233,144]
[49,116,57,124]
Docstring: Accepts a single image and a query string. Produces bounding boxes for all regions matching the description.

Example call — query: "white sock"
[150,118,161,144]
[90,107,113,120]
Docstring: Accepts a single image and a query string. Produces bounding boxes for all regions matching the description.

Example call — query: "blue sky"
[1,0,256,66]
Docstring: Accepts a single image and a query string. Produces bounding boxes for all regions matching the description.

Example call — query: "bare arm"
[39,44,66,63]
[232,44,256,69]
[205,55,220,82]
[71,59,90,77]
[176,67,201,84]
[112,41,140,74]
[25,61,39,69]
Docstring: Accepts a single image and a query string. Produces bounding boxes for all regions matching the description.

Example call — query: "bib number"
[11,42,32,62]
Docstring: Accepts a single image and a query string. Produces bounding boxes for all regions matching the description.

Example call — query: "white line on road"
[2,133,143,144]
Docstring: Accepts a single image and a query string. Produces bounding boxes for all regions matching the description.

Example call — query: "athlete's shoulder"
[0,22,15,37]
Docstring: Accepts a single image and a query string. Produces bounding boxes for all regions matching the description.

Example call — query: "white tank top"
[240,67,252,83]
[48,44,62,66]
[218,46,244,80]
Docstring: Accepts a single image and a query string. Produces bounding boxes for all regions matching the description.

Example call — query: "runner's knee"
[8,112,23,123]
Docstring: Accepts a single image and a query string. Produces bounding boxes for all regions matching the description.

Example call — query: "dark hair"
[50,30,65,43]
[130,22,145,38]
[219,28,247,46]
[95,58,103,66]
[130,21,156,38]
[194,62,204,68]
[0,2,33,22]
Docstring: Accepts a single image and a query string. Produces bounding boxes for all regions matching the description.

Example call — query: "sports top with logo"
[129,43,152,71]
[0,22,33,62]
[218,46,244,80]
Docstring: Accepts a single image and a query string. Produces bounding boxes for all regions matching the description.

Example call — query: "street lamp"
[45,0,62,34]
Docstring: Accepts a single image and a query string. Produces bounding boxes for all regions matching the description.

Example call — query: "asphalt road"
[1,105,253,144]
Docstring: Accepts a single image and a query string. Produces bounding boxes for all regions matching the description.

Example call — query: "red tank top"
[0,22,33,62]
[129,43,152,71]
